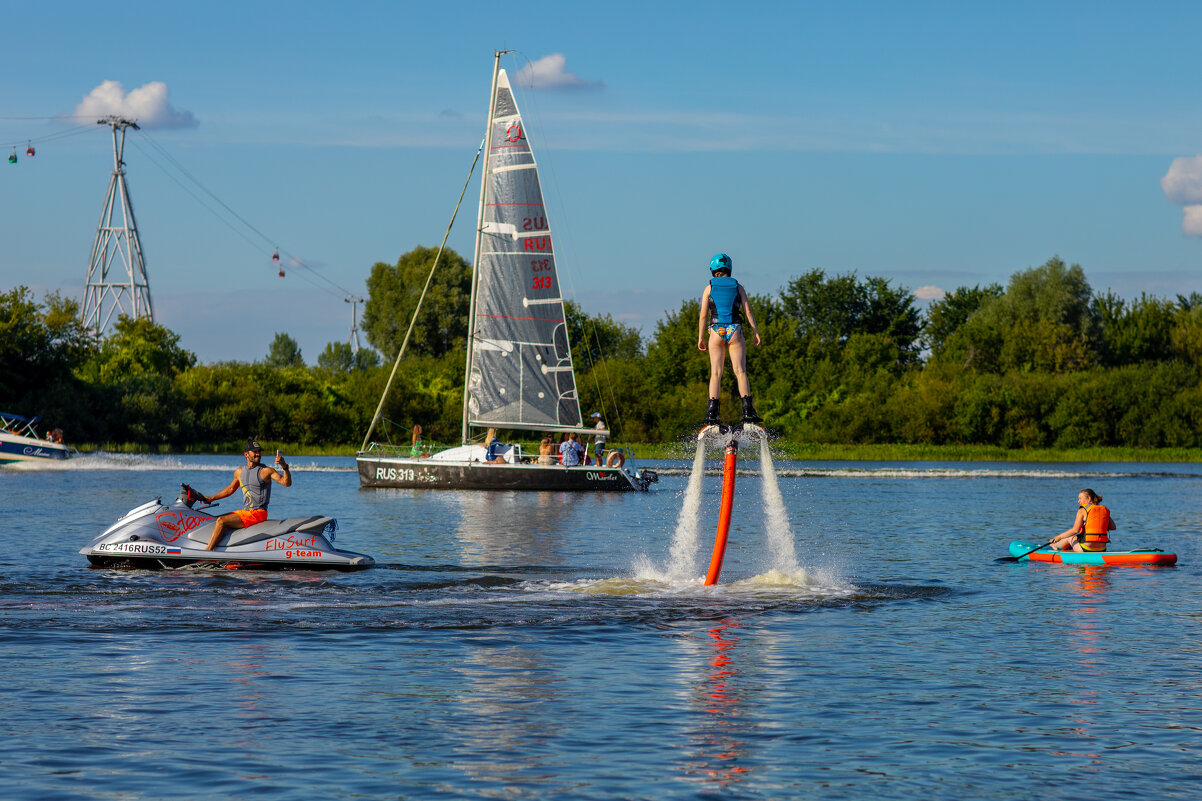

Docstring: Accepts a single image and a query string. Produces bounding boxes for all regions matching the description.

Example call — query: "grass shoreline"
[73,441,1202,463]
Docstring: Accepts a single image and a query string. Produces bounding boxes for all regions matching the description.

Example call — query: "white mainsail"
[462,66,583,437]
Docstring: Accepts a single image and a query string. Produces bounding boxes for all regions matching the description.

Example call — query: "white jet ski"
[81,484,374,571]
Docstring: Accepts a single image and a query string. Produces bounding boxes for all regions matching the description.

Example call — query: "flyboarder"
[697,253,762,426]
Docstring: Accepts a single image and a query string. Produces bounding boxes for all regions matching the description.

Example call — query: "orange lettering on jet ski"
[155,511,209,543]
[265,535,319,553]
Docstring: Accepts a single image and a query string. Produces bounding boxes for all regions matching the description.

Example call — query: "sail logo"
[522,236,552,251]
[506,124,523,142]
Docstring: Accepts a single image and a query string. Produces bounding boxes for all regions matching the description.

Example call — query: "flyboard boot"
[741,395,762,424]
[702,398,721,426]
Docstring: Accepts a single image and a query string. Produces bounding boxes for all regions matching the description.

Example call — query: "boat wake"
[6,453,348,472]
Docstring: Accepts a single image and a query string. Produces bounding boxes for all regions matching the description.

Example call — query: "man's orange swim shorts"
[233,508,268,527]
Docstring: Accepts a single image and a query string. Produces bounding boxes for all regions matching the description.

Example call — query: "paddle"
[996,539,1056,562]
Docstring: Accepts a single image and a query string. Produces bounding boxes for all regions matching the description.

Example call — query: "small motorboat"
[81,484,374,571]
[1008,540,1177,566]
[0,412,75,464]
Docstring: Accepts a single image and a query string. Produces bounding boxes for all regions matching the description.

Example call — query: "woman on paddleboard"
[1050,488,1117,552]
[697,253,762,425]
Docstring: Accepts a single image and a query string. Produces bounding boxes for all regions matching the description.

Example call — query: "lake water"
[2,449,1199,800]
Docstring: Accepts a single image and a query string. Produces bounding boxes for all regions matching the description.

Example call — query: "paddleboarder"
[1050,488,1116,553]
[697,253,762,425]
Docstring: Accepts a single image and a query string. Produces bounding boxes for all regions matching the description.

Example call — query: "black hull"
[85,554,373,572]
[357,456,644,491]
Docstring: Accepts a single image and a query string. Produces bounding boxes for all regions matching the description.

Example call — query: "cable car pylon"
[81,116,153,335]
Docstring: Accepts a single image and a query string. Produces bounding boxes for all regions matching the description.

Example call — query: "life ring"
[605,451,625,468]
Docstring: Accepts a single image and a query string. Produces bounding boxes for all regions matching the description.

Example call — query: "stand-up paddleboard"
[1008,540,1177,566]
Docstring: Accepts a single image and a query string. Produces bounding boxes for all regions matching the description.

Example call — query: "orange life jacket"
[1080,503,1111,544]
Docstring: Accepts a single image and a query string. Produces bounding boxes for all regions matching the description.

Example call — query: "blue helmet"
[709,253,732,274]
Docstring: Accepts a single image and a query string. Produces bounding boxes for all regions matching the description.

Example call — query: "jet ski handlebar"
[179,483,211,508]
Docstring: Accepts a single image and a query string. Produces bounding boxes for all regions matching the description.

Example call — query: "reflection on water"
[452,491,570,565]
[676,618,754,791]
[451,643,563,785]
[1056,566,1112,765]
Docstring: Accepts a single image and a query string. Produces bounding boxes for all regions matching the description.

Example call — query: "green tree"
[0,287,95,406]
[317,341,381,373]
[70,316,198,445]
[942,257,1098,374]
[76,315,196,384]
[362,245,472,359]
[564,300,643,370]
[265,332,304,368]
[1094,291,1178,366]
[779,270,922,365]
[923,283,1003,356]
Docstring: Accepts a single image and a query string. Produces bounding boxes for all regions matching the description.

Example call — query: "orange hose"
[704,440,739,585]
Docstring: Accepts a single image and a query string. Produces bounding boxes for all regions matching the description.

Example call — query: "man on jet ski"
[201,439,293,550]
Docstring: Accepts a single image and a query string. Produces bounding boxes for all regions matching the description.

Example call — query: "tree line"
[4,249,1202,450]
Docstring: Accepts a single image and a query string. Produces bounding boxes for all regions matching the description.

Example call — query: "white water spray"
[666,438,709,580]
[759,440,800,574]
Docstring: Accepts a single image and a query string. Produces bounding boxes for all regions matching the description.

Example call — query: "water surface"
[1,452,1198,799]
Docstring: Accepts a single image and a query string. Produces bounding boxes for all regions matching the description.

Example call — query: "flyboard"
[698,422,768,585]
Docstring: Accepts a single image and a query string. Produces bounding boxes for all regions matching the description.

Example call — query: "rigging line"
[360,138,485,452]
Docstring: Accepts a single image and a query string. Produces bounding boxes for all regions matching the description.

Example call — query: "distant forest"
[4,249,1202,451]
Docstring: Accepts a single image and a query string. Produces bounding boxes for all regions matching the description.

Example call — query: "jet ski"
[81,484,374,571]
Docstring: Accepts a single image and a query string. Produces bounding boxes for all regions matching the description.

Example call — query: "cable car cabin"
[26,144,35,157]
[7,152,15,164]
[278,267,286,278]
[272,250,280,262]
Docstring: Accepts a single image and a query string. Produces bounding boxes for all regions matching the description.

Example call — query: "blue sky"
[3,0,1202,363]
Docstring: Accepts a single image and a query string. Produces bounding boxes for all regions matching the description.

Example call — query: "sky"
[3,0,1202,363]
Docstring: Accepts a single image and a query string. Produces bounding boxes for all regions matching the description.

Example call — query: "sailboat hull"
[356,454,649,491]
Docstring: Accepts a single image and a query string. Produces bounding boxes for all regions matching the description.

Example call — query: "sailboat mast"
[461,50,507,446]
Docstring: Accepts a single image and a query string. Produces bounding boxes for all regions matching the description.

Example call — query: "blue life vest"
[708,276,742,325]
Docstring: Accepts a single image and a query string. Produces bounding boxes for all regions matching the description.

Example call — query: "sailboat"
[355,53,657,492]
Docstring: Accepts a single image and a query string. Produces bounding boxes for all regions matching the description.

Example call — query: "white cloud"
[1159,157,1202,237]
[73,80,198,129]
[514,54,602,91]
[1161,155,1202,205]
[1182,205,1202,237]
[912,285,946,300]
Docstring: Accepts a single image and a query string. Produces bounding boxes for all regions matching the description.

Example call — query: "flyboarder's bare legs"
[706,329,752,398]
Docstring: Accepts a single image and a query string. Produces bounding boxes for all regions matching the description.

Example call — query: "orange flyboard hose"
[704,439,739,585]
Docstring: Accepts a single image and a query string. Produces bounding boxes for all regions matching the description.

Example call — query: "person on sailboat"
[409,425,429,458]
[697,253,762,425]
[485,428,507,463]
[201,440,292,550]
[590,412,607,463]
[559,432,585,466]
[538,434,556,465]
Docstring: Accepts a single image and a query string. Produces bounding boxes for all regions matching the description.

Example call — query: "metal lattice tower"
[81,116,153,335]
[346,295,364,353]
